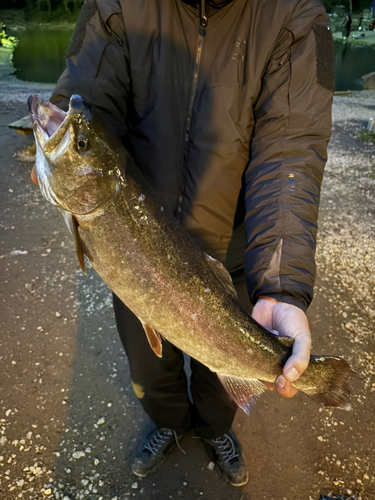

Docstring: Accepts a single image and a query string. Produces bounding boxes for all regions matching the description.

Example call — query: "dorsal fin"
[218,374,266,414]
[205,254,237,299]
[142,322,163,358]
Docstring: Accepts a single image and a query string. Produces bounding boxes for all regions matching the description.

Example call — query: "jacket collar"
[182,0,234,6]
[181,0,235,17]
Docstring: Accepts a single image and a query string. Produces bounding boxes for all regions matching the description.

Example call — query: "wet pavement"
[0,79,374,500]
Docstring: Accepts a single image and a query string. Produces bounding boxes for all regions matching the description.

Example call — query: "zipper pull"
[200,0,208,27]
[279,49,291,67]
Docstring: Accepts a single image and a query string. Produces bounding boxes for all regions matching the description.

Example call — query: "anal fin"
[218,374,266,415]
[142,322,163,358]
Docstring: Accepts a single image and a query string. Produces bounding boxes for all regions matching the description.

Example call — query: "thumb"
[282,331,311,383]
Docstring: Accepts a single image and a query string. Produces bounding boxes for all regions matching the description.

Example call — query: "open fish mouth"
[28,95,73,208]
[29,95,115,214]
[28,95,67,149]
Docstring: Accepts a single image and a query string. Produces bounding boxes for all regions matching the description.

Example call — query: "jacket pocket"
[279,49,291,68]
[105,13,126,46]
[234,38,247,86]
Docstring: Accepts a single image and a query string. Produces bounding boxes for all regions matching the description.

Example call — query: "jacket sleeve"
[245,0,334,312]
[50,0,129,140]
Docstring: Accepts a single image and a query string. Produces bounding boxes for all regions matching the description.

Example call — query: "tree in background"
[0,0,84,15]
[25,0,83,14]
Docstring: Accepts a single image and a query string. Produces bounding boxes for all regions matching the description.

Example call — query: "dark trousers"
[113,280,251,439]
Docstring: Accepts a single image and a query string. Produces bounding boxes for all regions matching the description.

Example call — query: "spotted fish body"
[29,95,358,414]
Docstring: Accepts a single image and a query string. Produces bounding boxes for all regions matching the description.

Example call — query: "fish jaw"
[29,95,123,215]
[29,95,68,207]
[28,95,67,149]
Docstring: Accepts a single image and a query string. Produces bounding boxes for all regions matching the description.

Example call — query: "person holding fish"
[30,0,338,488]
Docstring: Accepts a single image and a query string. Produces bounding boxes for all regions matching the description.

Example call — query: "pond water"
[9,28,73,84]
[8,28,375,91]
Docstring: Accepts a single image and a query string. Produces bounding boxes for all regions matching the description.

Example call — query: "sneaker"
[131,425,184,478]
[203,429,249,487]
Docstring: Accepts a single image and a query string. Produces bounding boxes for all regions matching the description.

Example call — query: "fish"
[28,94,359,414]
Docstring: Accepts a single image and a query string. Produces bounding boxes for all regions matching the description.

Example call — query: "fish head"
[29,94,124,215]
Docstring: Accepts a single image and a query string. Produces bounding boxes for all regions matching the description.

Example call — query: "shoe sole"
[229,472,249,487]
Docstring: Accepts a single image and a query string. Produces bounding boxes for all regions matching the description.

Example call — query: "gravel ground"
[0,81,374,500]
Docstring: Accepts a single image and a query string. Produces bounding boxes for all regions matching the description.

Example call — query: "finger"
[262,381,275,391]
[31,165,39,186]
[283,332,311,383]
[275,375,299,398]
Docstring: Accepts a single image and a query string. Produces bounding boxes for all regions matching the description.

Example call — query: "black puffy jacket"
[52,0,334,311]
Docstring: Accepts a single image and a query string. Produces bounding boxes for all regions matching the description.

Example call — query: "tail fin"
[303,356,360,411]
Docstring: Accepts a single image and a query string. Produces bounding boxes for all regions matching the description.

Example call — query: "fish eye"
[77,135,89,151]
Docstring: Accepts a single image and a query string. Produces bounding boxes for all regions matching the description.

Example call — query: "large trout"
[29,94,358,414]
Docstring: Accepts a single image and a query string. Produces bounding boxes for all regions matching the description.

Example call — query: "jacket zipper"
[175,23,205,219]
[186,33,203,141]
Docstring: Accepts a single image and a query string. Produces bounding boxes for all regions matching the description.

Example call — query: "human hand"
[31,165,38,186]
[252,296,311,398]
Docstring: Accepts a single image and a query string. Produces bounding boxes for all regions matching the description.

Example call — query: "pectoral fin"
[205,254,237,299]
[142,322,163,358]
[71,215,87,274]
[218,374,266,414]
[60,210,87,274]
